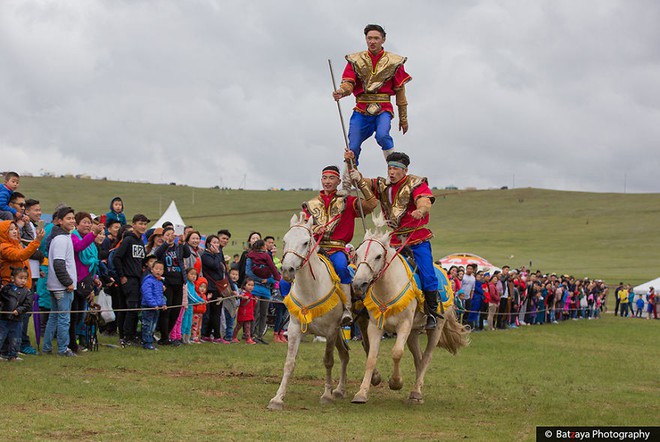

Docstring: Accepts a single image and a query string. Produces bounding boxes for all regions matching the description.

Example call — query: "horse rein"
[356,219,425,287]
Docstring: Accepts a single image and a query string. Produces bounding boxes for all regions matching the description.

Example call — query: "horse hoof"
[267,400,284,411]
[388,377,403,391]
[320,395,334,405]
[351,393,368,404]
[407,391,424,405]
[371,372,382,386]
[332,389,346,400]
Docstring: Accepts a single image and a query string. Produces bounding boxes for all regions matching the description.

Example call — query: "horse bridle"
[281,213,343,280]
[355,238,390,285]
[355,218,426,287]
[281,224,322,280]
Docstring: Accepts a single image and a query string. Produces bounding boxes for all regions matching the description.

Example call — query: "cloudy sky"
[1,0,658,193]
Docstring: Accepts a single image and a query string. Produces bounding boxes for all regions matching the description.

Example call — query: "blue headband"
[388,161,407,169]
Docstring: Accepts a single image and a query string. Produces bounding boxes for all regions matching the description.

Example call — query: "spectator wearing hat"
[146,228,164,255]
[112,214,149,346]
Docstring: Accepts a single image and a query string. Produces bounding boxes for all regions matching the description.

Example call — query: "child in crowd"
[222,268,241,343]
[191,276,208,343]
[142,256,157,278]
[247,239,281,283]
[0,267,33,361]
[141,261,167,350]
[534,291,545,324]
[593,295,602,319]
[0,172,21,221]
[182,268,205,345]
[106,197,127,226]
[233,278,256,344]
[635,294,645,318]
[454,289,466,324]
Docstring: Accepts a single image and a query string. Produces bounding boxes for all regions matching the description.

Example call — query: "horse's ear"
[381,231,392,247]
[290,214,298,227]
[371,210,387,229]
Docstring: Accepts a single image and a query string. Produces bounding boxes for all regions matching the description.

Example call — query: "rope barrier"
[28,294,598,317]
[26,293,287,315]
[455,305,603,316]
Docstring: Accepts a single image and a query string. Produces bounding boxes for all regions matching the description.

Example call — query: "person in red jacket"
[487,272,501,331]
[233,278,257,345]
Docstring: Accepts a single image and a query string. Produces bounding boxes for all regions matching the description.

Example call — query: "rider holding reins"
[344,150,440,329]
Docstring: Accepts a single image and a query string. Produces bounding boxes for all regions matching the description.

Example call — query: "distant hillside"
[19,176,660,285]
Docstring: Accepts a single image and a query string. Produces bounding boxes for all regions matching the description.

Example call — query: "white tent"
[151,200,186,234]
[633,277,660,295]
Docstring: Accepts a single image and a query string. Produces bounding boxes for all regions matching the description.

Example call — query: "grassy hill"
[19,176,660,285]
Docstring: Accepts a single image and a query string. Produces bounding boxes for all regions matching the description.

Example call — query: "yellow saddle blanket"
[363,255,424,329]
[363,257,455,329]
[283,255,348,333]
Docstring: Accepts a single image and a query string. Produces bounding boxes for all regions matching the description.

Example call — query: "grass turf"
[2,315,658,441]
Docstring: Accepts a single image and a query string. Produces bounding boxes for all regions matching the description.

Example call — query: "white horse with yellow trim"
[267,213,381,410]
[351,219,470,404]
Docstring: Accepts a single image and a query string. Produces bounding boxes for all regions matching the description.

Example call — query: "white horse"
[351,223,470,404]
[267,213,380,410]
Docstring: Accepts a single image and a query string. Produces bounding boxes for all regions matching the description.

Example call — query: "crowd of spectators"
[1,171,655,361]
[0,172,290,360]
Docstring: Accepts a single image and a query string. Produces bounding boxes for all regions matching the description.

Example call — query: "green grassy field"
[2,316,658,441]
[19,176,660,286]
[7,177,660,440]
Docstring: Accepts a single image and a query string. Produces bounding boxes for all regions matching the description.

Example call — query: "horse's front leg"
[267,321,303,410]
[332,332,350,399]
[408,320,443,404]
[356,310,382,386]
[406,321,425,404]
[389,317,413,391]
[352,320,384,404]
[320,329,338,404]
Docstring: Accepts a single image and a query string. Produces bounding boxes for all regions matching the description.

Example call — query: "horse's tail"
[437,306,471,355]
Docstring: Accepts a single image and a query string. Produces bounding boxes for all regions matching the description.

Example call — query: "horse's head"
[352,228,392,295]
[280,212,314,282]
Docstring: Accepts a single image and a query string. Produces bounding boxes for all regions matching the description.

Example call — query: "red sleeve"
[412,182,434,202]
[393,64,412,89]
[342,62,356,84]
[347,196,360,219]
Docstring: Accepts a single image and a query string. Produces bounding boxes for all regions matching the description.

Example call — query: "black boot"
[424,290,439,330]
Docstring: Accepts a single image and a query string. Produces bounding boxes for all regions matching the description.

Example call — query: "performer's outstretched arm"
[343,151,378,214]
[395,87,408,134]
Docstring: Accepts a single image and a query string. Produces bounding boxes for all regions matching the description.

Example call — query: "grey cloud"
[1,0,658,193]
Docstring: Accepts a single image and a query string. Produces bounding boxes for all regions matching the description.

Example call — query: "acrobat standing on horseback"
[332,24,412,192]
[344,149,440,330]
[280,165,378,326]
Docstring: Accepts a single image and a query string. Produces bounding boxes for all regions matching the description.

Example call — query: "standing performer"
[344,150,440,329]
[281,165,377,326]
[332,24,412,190]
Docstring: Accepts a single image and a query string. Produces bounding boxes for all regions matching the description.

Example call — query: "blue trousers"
[348,111,394,165]
[0,319,22,359]
[43,291,73,354]
[222,308,235,341]
[410,241,439,292]
[141,309,160,345]
[329,251,352,284]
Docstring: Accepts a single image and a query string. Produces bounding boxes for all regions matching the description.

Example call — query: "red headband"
[322,170,340,177]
